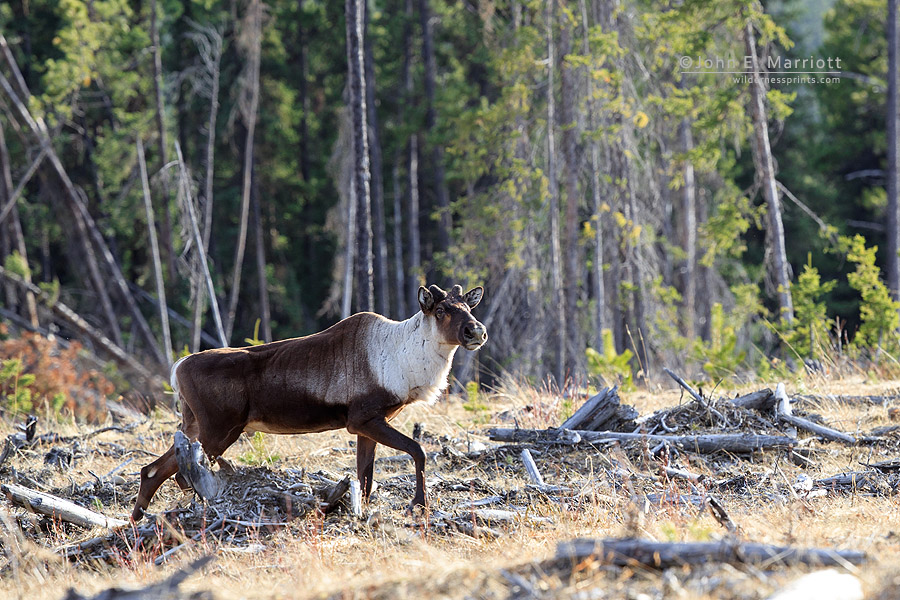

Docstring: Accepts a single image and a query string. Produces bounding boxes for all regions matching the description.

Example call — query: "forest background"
[1,0,899,409]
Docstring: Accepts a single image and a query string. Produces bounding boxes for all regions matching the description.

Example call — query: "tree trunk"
[297,2,311,184]
[150,0,177,282]
[418,0,451,257]
[0,120,38,327]
[225,0,263,342]
[252,166,271,342]
[364,1,388,316]
[403,0,421,311]
[341,175,357,320]
[347,0,373,313]
[679,113,697,339]
[175,142,227,347]
[745,20,794,323]
[697,190,713,341]
[190,21,223,352]
[580,0,606,351]
[137,139,173,366]
[559,14,582,375]
[392,163,407,318]
[888,0,900,306]
[546,0,567,385]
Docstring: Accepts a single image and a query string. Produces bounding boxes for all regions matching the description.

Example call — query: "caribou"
[132,284,487,520]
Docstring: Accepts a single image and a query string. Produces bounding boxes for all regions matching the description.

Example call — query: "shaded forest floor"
[2,376,900,599]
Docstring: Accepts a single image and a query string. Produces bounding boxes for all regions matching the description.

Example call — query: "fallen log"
[554,537,866,569]
[814,470,899,495]
[559,387,637,432]
[1,482,127,529]
[520,449,545,487]
[488,427,795,454]
[777,413,857,445]
[730,389,775,412]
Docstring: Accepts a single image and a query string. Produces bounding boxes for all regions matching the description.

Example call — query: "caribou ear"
[464,286,484,309]
[418,286,435,313]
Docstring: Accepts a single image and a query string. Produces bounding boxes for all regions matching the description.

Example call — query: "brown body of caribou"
[132,284,487,521]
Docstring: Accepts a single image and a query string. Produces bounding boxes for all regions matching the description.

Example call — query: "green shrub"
[841,235,900,353]
[586,329,634,390]
[691,303,745,381]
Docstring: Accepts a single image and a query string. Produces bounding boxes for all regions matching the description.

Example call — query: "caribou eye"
[435,307,445,319]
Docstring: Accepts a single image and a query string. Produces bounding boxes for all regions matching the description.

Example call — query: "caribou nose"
[464,322,488,346]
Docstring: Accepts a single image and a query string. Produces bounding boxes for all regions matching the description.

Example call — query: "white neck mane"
[368,311,458,404]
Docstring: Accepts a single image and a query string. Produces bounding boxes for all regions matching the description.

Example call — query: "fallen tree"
[488,427,796,454]
[553,537,866,569]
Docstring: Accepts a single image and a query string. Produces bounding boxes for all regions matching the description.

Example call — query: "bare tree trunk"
[297,2,311,184]
[392,163,407,318]
[175,141,227,347]
[341,175,357,320]
[364,1,388,316]
[679,113,696,339]
[580,0,606,351]
[137,139,173,365]
[225,0,263,342]
[407,136,421,306]
[252,168,271,341]
[697,192,712,341]
[150,0,177,282]
[559,15,582,375]
[547,0,566,385]
[347,0,374,313]
[745,20,794,323]
[418,0,451,257]
[187,21,223,352]
[403,0,421,310]
[888,0,900,305]
[0,120,38,327]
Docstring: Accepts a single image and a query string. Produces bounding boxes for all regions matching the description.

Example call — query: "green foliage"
[238,431,280,466]
[841,235,900,351]
[691,303,746,382]
[462,381,490,424]
[782,256,836,359]
[1,358,35,414]
[4,252,30,278]
[586,330,634,391]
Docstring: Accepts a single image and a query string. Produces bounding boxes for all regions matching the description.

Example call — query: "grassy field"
[1,375,899,599]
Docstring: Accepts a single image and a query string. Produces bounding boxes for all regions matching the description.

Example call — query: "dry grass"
[1,376,899,599]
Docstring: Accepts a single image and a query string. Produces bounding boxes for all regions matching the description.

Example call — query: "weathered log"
[777,413,857,445]
[560,387,637,432]
[663,368,705,404]
[315,476,350,513]
[554,537,866,569]
[173,431,224,501]
[520,449,545,487]
[730,389,775,412]
[488,427,796,454]
[1,482,127,529]
[349,479,363,518]
[62,555,214,600]
[814,470,898,494]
